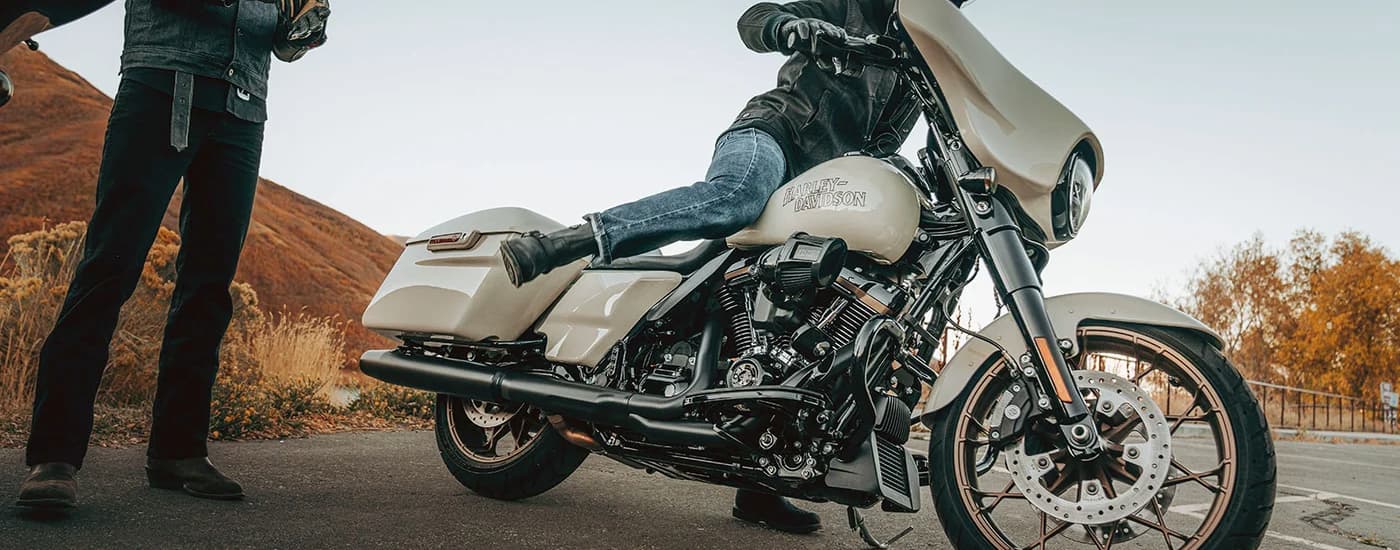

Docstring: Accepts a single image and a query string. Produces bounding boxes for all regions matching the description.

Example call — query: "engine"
[608,233,922,505]
[717,234,906,389]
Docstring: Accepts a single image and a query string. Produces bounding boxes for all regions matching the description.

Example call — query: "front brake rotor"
[1005,370,1173,526]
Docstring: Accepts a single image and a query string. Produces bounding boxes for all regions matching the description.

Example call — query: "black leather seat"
[590,239,731,274]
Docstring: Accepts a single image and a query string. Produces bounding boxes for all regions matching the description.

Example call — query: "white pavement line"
[1169,491,1341,514]
[1175,440,1400,473]
[1169,508,1349,550]
[1278,482,1400,512]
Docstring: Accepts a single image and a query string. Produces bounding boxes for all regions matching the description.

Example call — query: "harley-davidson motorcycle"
[0,0,116,108]
[359,1,1276,548]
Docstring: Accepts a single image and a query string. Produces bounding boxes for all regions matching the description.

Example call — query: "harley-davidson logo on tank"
[728,156,922,264]
[781,177,869,212]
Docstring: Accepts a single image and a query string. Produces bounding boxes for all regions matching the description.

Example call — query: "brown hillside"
[0,49,400,358]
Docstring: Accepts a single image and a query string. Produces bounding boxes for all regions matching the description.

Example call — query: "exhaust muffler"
[359,319,729,448]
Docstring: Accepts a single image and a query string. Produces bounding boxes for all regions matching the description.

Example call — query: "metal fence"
[1248,381,1397,435]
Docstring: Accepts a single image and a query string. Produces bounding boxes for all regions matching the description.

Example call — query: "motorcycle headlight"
[1051,154,1095,240]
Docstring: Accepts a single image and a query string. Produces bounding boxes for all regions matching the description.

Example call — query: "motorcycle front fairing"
[899,0,1104,248]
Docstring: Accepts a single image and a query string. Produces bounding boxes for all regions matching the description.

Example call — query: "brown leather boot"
[146,457,244,500]
[15,462,78,510]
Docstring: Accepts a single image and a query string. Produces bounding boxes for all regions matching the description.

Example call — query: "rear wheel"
[434,395,588,500]
[928,324,1276,549]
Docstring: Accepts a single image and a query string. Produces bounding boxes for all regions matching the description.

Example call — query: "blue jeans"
[587,128,787,263]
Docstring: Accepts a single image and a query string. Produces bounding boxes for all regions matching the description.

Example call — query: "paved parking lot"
[1,431,1396,549]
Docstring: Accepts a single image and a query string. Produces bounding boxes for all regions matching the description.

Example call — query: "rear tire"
[927,324,1276,549]
[434,394,589,501]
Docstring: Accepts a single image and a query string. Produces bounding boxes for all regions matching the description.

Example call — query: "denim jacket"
[120,0,277,101]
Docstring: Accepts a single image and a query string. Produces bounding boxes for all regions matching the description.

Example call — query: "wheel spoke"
[964,412,992,437]
[1036,512,1048,550]
[1094,466,1119,499]
[1163,458,1226,493]
[1167,411,1213,435]
[1088,527,1109,550]
[1102,415,1145,443]
[1132,348,1167,384]
[503,416,521,448]
[1124,500,1193,543]
[1046,462,1079,494]
[973,480,1026,515]
[1150,499,1181,548]
[1024,512,1074,550]
[481,425,505,453]
[1103,456,1140,484]
[1166,386,1207,432]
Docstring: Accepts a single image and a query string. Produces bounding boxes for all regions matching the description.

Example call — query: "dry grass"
[247,311,346,391]
[0,222,85,410]
[0,222,432,446]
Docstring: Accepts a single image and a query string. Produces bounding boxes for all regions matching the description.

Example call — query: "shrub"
[1,222,379,443]
[0,222,86,410]
[0,222,264,408]
[348,382,435,421]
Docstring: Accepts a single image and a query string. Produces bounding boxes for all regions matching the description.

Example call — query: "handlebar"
[808,33,905,74]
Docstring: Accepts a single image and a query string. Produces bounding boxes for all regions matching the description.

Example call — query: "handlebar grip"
[808,34,902,68]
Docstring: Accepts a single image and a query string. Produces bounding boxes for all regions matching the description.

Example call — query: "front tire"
[927,323,1276,549]
[434,395,589,501]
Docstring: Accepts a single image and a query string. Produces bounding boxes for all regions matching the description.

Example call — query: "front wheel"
[434,395,589,501]
[928,324,1276,549]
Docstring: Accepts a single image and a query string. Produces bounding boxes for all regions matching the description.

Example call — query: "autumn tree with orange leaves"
[1174,231,1400,399]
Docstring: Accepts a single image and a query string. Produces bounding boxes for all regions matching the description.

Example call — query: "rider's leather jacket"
[729,0,921,178]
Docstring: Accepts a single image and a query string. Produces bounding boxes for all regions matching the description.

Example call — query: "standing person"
[498,0,921,534]
[15,0,329,510]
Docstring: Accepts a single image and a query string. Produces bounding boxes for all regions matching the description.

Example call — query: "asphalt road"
[1,431,1396,549]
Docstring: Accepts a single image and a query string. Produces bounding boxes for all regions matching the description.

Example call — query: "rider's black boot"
[732,489,822,534]
[499,223,596,287]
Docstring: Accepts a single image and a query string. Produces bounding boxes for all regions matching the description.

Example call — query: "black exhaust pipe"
[359,318,728,447]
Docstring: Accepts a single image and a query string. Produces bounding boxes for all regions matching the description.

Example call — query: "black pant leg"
[147,112,264,461]
[25,80,202,468]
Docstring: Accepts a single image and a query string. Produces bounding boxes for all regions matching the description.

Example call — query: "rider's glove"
[258,0,331,62]
[776,16,847,57]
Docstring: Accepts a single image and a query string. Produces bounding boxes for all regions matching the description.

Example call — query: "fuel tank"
[727,156,922,264]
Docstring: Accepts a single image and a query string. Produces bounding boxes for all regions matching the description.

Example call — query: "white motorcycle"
[358,1,1276,548]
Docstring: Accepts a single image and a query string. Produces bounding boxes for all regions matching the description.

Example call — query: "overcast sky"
[29,0,1400,322]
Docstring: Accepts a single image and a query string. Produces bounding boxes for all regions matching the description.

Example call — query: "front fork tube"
[966,194,1103,457]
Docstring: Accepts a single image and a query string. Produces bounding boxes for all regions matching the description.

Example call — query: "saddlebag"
[361,207,587,342]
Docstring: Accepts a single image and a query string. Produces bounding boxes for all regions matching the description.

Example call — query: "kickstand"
[846,507,914,549]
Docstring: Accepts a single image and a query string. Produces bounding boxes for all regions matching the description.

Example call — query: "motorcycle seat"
[591,239,729,274]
